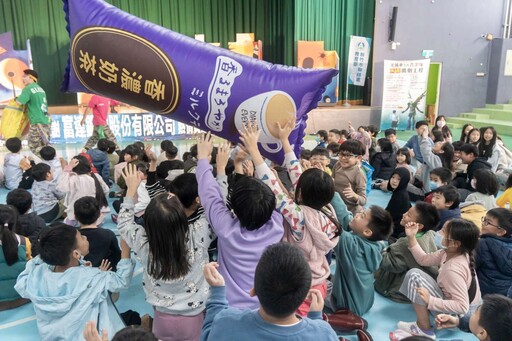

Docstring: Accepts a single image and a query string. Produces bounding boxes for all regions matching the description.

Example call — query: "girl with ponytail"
[57,155,109,226]
[393,218,481,339]
[0,204,31,310]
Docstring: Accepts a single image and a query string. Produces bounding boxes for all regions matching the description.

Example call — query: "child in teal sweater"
[328,192,393,315]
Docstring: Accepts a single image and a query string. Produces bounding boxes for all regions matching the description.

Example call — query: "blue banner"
[49,112,203,144]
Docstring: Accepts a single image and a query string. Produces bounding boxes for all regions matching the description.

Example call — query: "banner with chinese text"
[380,59,430,131]
[49,112,202,144]
[347,36,371,86]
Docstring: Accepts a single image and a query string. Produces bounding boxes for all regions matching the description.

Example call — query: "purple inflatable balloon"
[61,0,337,163]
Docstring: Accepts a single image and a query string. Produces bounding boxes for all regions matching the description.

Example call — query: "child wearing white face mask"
[465,169,499,210]
[14,223,134,340]
[393,219,481,340]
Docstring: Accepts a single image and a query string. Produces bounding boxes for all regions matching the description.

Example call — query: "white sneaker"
[397,321,436,340]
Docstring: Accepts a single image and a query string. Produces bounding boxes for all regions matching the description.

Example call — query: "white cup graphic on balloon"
[234,91,296,153]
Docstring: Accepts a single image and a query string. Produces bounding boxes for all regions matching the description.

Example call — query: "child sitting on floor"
[57,155,109,226]
[31,163,65,223]
[241,122,340,316]
[385,167,412,240]
[375,202,440,303]
[75,197,121,271]
[332,139,368,214]
[328,196,393,315]
[476,208,512,297]
[436,294,512,340]
[395,219,481,339]
[0,205,31,311]
[3,137,25,190]
[195,133,283,309]
[465,168,499,210]
[15,223,133,340]
[200,243,338,340]
[39,146,65,183]
[431,185,461,231]
[119,164,215,340]
[6,189,46,255]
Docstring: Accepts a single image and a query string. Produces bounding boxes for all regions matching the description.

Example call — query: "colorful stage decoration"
[61,0,337,163]
[0,32,32,105]
[380,59,430,131]
[297,41,339,106]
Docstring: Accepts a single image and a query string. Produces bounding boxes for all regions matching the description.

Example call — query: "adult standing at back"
[15,69,50,156]
[81,94,120,152]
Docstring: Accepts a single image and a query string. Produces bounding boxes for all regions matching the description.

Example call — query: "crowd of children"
[0,117,512,341]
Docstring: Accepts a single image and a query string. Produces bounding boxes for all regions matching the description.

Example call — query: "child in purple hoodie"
[195,132,283,309]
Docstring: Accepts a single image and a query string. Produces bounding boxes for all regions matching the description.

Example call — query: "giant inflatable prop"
[61,0,337,163]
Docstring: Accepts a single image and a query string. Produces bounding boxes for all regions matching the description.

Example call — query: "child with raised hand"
[200,243,338,341]
[418,125,454,193]
[195,132,283,309]
[15,223,133,340]
[240,122,340,316]
[395,219,481,339]
[476,208,512,297]
[436,294,512,341]
[375,202,440,303]
[118,163,215,340]
[57,155,110,226]
[465,168,499,210]
[0,205,31,311]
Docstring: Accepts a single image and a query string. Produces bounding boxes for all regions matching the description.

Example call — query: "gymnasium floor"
[0,139,476,341]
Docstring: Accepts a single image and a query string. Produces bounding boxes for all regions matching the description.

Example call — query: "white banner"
[347,36,371,86]
[380,59,430,131]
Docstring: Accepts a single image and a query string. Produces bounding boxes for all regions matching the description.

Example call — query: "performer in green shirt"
[16,69,50,155]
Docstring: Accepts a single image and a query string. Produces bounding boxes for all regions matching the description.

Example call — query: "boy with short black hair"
[316,130,328,148]
[15,223,133,340]
[329,199,393,315]
[436,294,512,341]
[200,243,338,340]
[106,140,119,180]
[453,143,491,191]
[196,133,283,308]
[385,128,400,153]
[6,188,46,255]
[87,138,111,185]
[431,185,461,230]
[4,137,25,189]
[310,147,332,175]
[404,121,430,165]
[31,163,65,223]
[39,145,66,183]
[156,139,174,165]
[327,129,341,144]
[332,140,367,214]
[75,196,121,271]
[375,202,440,302]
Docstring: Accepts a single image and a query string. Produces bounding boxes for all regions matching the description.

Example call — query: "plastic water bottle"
[506,202,510,210]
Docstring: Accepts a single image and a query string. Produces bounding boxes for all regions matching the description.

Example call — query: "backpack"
[360,160,374,197]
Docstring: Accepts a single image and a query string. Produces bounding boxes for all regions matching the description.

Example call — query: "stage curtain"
[0,0,294,105]
[295,0,375,102]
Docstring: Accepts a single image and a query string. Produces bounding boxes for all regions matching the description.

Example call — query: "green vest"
[0,238,28,302]
[17,82,49,124]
